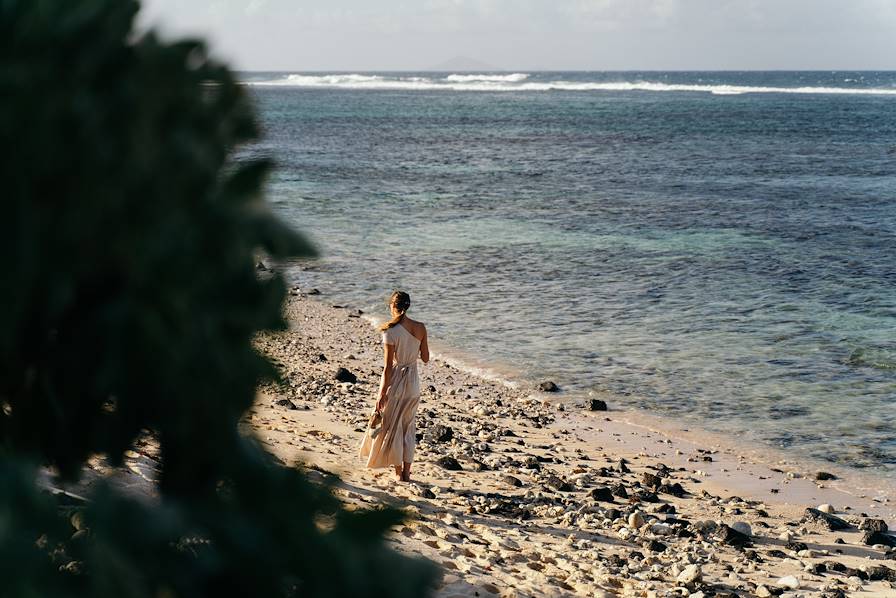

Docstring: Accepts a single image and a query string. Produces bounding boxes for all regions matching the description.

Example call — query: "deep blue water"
[243,71,896,475]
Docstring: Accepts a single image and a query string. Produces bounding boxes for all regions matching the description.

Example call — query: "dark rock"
[522,456,541,470]
[427,385,436,393]
[589,487,614,502]
[502,475,523,488]
[436,456,462,471]
[815,471,837,481]
[655,503,676,514]
[615,459,630,474]
[334,367,357,383]
[634,490,659,503]
[317,353,328,362]
[307,288,320,295]
[867,565,896,582]
[641,472,662,489]
[807,562,827,575]
[415,486,436,499]
[538,381,559,392]
[256,261,268,271]
[863,530,896,547]
[786,541,808,552]
[588,398,607,411]
[485,500,531,520]
[717,524,752,547]
[643,539,667,552]
[605,508,621,521]
[820,590,846,598]
[823,561,846,573]
[611,484,628,499]
[842,567,868,580]
[275,398,298,410]
[427,424,454,443]
[766,549,787,558]
[659,482,687,497]
[833,537,845,544]
[803,507,851,531]
[860,518,888,533]
[544,474,573,492]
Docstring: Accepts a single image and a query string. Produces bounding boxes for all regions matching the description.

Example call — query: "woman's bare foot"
[393,465,403,480]
[401,463,411,482]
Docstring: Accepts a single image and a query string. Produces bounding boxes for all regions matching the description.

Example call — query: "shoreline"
[252,289,896,597]
[353,297,896,520]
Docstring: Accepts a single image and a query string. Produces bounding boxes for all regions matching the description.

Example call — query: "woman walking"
[360,291,429,482]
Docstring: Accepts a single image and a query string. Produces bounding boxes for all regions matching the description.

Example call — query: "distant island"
[427,55,503,71]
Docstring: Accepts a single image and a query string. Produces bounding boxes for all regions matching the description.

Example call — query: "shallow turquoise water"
[245,72,896,475]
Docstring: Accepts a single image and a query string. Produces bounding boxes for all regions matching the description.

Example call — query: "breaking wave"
[247,73,896,96]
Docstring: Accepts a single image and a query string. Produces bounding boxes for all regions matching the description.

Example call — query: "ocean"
[242,71,896,477]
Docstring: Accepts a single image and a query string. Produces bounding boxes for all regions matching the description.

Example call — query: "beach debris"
[435,456,462,471]
[866,565,896,582]
[426,424,454,443]
[863,530,896,547]
[502,475,522,488]
[589,486,614,502]
[803,507,850,531]
[333,367,357,383]
[716,523,751,546]
[588,398,607,411]
[544,474,573,492]
[859,518,888,533]
[641,472,662,489]
[538,381,559,392]
[815,471,837,480]
[275,398,299,410]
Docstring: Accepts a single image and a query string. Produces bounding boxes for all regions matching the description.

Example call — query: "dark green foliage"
[0,1,437,596]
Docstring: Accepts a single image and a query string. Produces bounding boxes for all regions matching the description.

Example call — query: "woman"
[359,291,429,482]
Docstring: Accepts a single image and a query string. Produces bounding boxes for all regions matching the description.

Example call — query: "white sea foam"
[247,74,896,96]
[443,73,530,83]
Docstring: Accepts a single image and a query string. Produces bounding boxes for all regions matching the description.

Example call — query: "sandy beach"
[248,288,896,598]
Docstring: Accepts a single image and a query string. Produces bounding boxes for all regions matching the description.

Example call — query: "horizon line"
[237,68,896,73]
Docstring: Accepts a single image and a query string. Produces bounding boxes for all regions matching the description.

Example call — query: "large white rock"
[755,584,772,597]
[628,511,645,529]
[677,564,702,584]
[817,503,835,514]
[777,575,801,589]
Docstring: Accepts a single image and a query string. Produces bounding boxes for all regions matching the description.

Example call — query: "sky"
[137,0,896,71]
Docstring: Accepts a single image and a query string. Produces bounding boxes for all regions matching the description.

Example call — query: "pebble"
[818,503,834,514]
[628,511,645,529]
[731,521,752,536]
[777,575,800,589]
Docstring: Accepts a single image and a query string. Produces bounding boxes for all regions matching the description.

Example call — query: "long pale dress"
[359,324,421,468]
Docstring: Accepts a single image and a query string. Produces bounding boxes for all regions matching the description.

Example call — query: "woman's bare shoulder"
[404,318,427,337]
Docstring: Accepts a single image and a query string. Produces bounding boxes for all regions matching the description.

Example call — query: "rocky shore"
[251,291,896,598]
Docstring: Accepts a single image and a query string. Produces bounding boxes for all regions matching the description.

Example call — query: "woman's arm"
[419,324,430,364]
[377,342,396,411]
